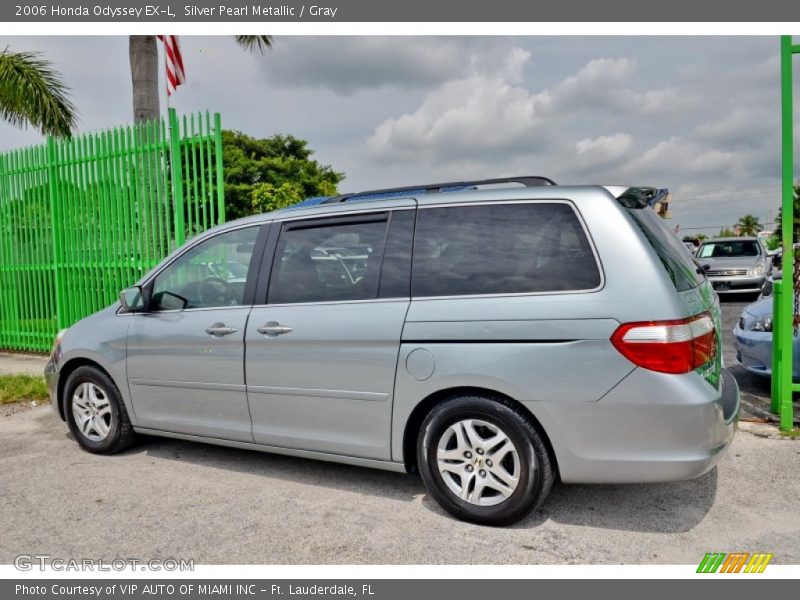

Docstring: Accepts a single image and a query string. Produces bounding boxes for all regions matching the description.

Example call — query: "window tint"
[378,210,415,298]
[411,203,601,297]
[151,226,260,310]
[626,208,703,292]
[268,217,388,304]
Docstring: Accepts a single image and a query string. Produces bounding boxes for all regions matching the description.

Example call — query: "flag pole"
[160,36,186,247]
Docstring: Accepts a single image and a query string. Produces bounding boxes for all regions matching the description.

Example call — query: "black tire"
[64,365,136,454]
[417,395,553,526]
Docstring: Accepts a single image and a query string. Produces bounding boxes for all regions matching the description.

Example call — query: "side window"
[412,203,601,297]
[378,210,415,298]
[151,226,260,310]
[268,216,389,304]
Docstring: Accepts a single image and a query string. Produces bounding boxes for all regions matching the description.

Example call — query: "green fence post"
[779,36,795,431]
[213,113,225,225]
[46,136,65,333]
[169,108,186,246]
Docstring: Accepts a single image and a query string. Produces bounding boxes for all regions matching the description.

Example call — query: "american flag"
[157,35,186,96]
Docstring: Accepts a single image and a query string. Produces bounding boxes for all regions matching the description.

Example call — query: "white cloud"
[638,87,688,114]
[625,136,739,177]
[367,49,551,161]
[366,53,674,164]
[547,57,635,112]
[575,133,634,165]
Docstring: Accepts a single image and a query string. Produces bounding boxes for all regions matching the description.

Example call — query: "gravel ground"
[0,299,797,565]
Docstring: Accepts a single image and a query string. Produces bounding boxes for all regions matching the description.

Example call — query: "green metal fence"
[0,109,225,352]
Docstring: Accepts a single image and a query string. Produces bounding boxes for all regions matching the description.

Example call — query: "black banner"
[2,0,800,22]
[4,580,799,600]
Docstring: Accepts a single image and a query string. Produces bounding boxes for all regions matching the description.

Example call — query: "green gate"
[0,109,225,353]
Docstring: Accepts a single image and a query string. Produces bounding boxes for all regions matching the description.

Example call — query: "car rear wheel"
[64,366,135,454]
[417,395,553,526]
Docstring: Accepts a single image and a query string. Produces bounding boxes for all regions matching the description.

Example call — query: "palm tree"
[736,214,763,237]
[0,48,76,137]
[129,35,272,123]
[774,185,800,244]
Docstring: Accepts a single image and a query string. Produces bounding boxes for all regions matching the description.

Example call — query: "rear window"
[411,202,601,297]
[626,208,703,291]
[697,240,761,258]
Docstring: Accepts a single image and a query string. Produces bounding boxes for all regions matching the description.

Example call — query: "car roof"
[210,183,632,236]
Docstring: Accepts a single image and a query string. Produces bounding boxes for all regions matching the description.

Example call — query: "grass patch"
[779,428,800,439]
[0,374,48,405]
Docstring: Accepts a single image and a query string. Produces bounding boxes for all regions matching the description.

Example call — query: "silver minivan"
[45,178,738,525]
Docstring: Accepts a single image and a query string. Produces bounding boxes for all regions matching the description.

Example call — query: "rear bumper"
[527,367,738,484]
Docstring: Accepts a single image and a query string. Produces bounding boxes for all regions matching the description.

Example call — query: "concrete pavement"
[0,406,798,565]
[0,352,48,377]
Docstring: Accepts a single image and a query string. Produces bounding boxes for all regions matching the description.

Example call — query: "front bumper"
[708,275,765,294]
[44,357,60,417]
[733,323,800,379]
[527,367,738,484]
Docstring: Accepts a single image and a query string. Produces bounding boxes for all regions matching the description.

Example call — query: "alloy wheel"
[436,418,522,506]
[71,382,112,442]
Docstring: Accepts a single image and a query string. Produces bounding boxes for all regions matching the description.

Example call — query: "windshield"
[698,240,761,259]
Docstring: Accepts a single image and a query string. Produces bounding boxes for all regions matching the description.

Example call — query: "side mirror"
[119,287,145,312]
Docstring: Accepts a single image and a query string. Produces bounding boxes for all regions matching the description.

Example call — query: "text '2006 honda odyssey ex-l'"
[45,177,738,526]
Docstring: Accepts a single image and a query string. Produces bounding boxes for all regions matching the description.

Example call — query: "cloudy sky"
[0,36,788,235]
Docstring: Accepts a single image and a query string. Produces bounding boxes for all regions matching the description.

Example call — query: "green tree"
[766,235,780,251]
[736,214,762,236]
[222,130,344,219]
[718,227,736,237]
[696,233,708,243]
[774,185,800,244]
[0,48,76,137]
[130,36,272,123]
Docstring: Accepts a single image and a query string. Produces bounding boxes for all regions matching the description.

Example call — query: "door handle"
[205,322,238,337]
[257,321,293,337]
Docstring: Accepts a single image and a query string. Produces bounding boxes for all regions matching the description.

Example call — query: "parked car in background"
[757,244,800,298]
[44,178,738,526]
[696,237,770,294]
[760,271,779,299]
[733,294,800,379]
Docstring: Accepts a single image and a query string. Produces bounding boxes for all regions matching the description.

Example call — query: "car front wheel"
[64,366,135,454]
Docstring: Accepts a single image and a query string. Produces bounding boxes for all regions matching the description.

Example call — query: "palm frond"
[0,49,76,137]
[234,35,273,54]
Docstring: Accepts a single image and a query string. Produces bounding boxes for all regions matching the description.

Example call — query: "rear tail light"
[610,313,716,374]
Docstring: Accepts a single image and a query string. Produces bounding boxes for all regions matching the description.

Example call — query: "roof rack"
[321,175,557,204]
